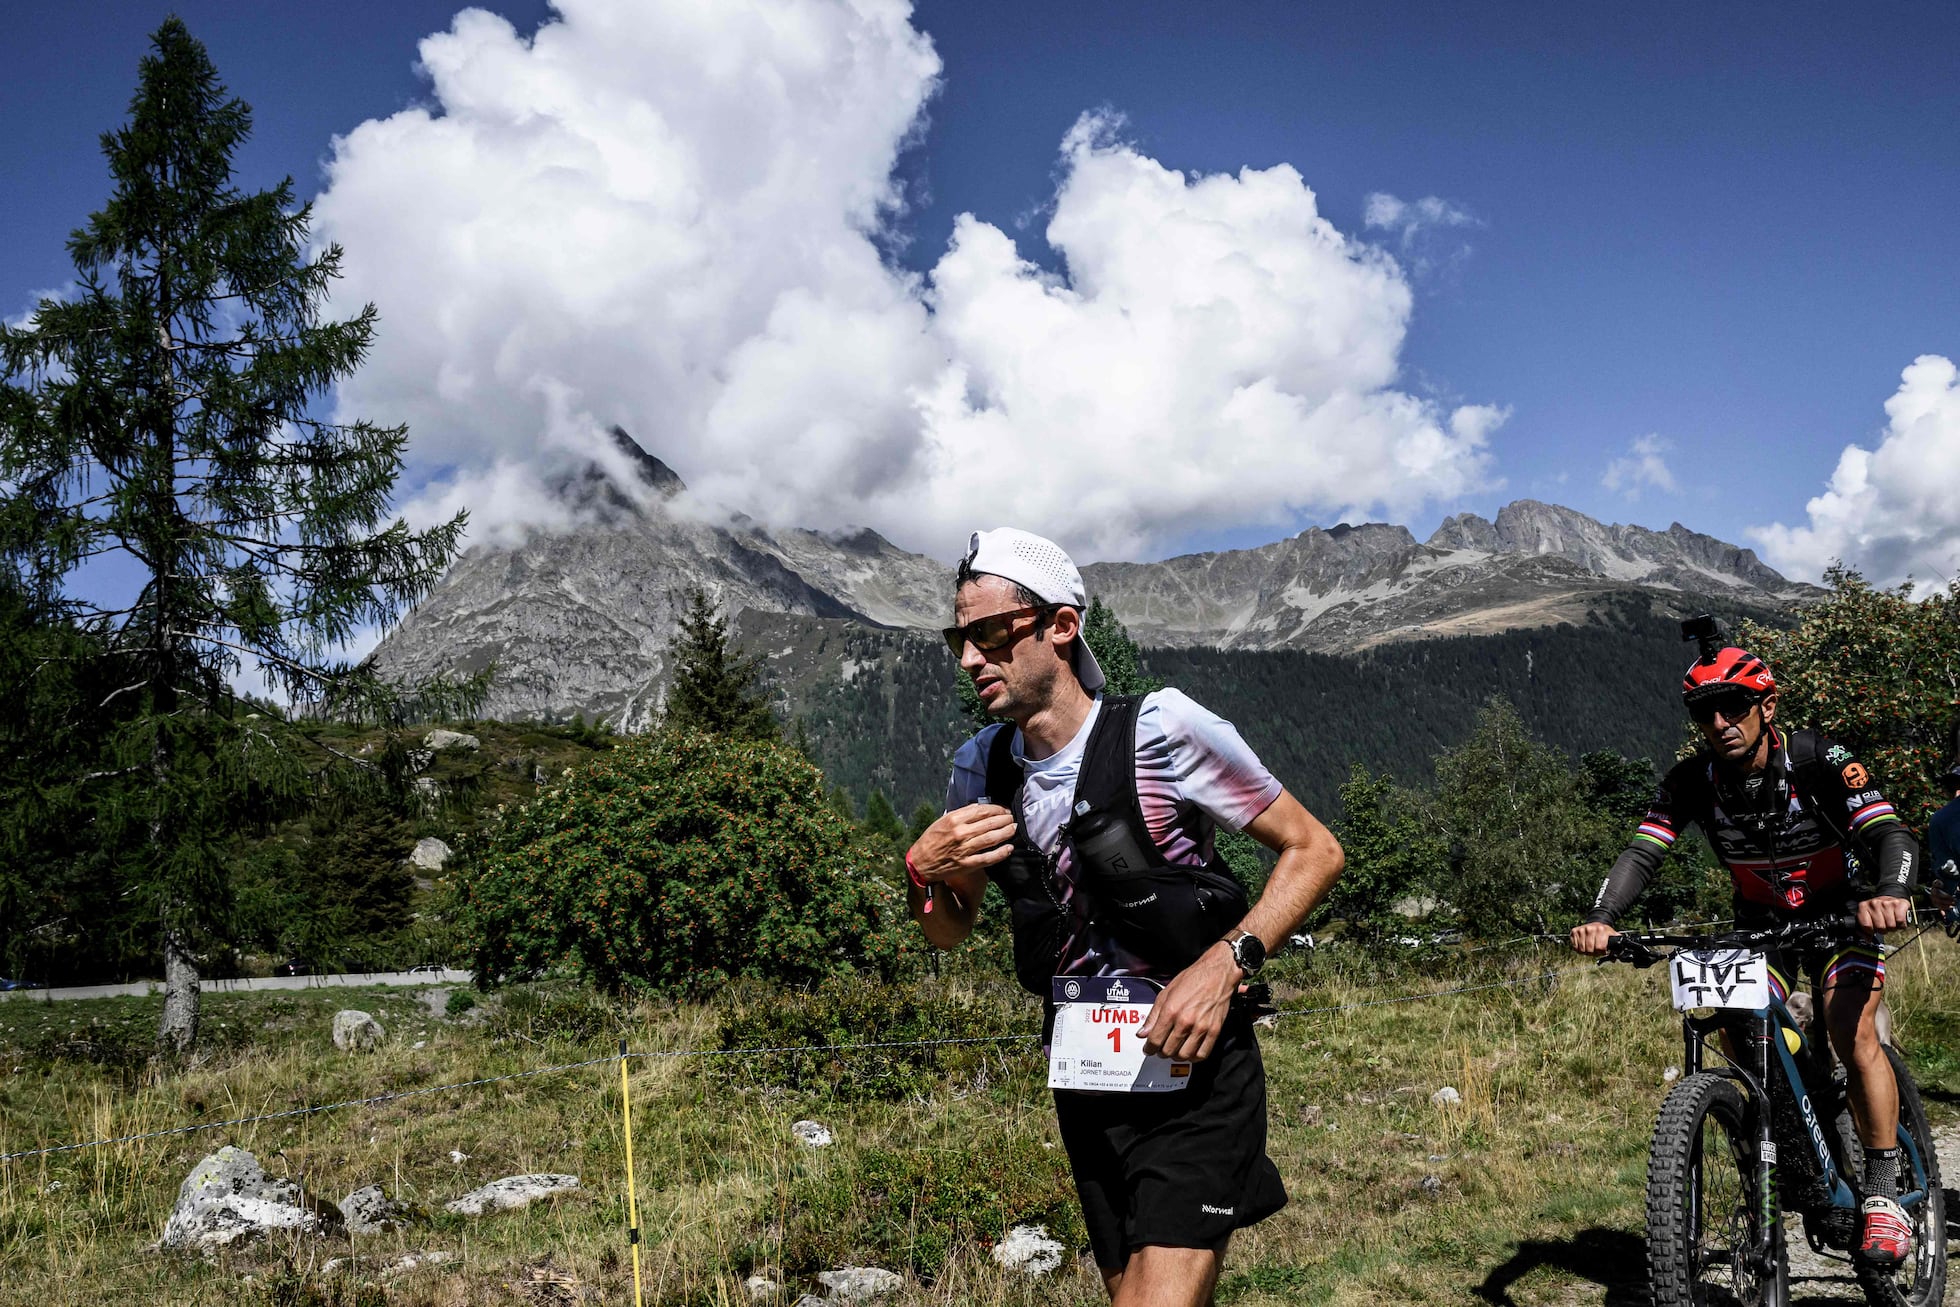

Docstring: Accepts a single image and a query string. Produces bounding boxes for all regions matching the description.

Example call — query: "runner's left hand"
[1137,943,1240,1063]
[1858,895,1911,932]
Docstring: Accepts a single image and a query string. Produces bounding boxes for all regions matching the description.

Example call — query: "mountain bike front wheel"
[1648,1071,1789,1307]
[1852,1046,1946,1307]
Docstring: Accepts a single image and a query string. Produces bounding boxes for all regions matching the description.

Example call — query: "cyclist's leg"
[1821,943,1897,1150]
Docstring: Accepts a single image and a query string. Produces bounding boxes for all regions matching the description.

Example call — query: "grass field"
[3,934,1958,1307]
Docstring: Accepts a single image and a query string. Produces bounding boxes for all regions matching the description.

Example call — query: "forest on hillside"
[792,598,1724,817]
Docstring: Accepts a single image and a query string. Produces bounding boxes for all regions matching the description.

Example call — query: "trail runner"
[1569,628,1922,1267]
[905,528,1343,1307]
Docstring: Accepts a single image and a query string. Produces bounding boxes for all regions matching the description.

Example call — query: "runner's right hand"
[908,803,1015,881]
[1569,922,1620,956]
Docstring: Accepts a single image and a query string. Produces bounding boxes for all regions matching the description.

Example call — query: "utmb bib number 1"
[1048,975,1192,1094]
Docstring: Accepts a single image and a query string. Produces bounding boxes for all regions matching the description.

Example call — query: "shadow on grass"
[1475,1227,1645,1307]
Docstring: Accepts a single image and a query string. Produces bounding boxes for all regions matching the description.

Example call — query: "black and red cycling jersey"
[1586,726,1918,925]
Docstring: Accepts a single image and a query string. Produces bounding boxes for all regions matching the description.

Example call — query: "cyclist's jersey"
[1587,726,1917,925]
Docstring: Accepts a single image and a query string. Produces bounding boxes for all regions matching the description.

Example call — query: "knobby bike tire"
[1853,1046,1946,1307]
[1648,1071,1788,1307]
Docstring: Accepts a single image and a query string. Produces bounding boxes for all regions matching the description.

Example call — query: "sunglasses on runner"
[1687,691,1760,725]
[941,605,1059,657]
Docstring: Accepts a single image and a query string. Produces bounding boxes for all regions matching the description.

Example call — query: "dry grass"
[3,939,1957,1307]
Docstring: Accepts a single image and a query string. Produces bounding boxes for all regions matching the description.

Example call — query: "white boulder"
[423,729,480,752]
[160,1146,326,1252]
[817,1267,903,1301]
[444,1173,579,1216]
[333,1010,385,1052]
[745,1274,781,1300]
[409,838,452,871]
[991,1224,1065,1275]
[1430,1086,1462,1106]
[791,1120,833,1148]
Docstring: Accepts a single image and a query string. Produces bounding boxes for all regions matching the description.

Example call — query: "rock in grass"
[744,1274,781,1300]
[1430,1086,1461,1106]
[443,1173,579,1216]
[423,729,480,751]
[333,1010,385,1052]
[791,1120,833,1148]
[160,1146,326,1253]
[817,1267,903,1300]
[338,1184,409,1233]
[384,1250,457,1276]
[991,1224,1065,1275]
[409,837,452,871]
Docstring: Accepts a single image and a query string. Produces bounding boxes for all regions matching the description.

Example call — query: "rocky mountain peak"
[545,426,687,523]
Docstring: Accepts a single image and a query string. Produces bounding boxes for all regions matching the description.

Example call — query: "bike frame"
[1681,990,1931,1268]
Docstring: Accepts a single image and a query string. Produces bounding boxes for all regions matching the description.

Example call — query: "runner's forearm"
[909,870,985,947]
[1237,793,1344,949]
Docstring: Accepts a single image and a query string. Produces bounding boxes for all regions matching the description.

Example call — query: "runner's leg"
[1111,1243,1226,1307]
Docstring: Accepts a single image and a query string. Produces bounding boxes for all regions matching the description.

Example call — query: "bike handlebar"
[1602,913,1887,969]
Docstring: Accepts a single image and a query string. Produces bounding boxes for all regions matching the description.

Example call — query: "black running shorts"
[1052,1011,1287,1268]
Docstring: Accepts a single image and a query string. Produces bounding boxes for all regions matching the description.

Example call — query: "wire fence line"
[5,918,1945,1166]
[0,966,1596,1165]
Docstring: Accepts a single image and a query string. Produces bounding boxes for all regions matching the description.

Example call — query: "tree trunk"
[159,919,200,1052]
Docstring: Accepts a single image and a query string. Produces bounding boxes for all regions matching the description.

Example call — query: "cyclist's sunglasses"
[1687,690,1760,725]
[942,605,1058,657]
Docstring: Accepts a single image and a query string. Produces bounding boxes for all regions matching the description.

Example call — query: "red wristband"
[905,850,928,889]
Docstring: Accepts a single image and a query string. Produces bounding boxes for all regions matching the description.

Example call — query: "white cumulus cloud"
[1602,434,1677,500]
[1752,355,1960,589]
[316,0,1498,562]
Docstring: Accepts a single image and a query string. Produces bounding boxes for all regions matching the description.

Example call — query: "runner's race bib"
[1669,948,1771,1011]
[1048,975,1192,1093]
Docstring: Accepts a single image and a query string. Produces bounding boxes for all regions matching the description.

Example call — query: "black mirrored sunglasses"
[942,605,1056,657]
[1688,691,1760,725]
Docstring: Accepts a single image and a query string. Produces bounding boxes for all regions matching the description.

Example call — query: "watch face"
[1234,933,1266,972]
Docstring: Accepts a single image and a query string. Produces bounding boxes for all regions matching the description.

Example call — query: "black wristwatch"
[1226,929,1267,977]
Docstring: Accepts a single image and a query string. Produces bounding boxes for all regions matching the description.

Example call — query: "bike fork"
[1750,1014,1783,1276]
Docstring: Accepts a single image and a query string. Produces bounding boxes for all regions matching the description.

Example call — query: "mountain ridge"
[369,429,1815,724]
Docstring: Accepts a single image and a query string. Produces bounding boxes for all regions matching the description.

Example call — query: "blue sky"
[5,1,1958,582]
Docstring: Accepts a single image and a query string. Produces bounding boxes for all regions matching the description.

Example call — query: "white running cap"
[957,528,1106,693]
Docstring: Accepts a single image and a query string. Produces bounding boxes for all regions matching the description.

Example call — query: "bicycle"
[1605,916,1946,1307]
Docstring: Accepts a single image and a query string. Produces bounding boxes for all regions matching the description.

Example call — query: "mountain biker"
[1569,637,1922,1267]
[905,528,1345,1307]
[1927,759,1960,925]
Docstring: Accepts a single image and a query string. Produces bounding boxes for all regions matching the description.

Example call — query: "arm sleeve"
[1585,775,1688,925]
[1866,823,1920,899]
[1138,688,1283,832]
[1817,738,1917,898]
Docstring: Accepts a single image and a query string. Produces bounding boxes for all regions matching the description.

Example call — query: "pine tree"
[663,588,778,739]
[0,20,471,1048]
[1082,597,1162,696]
[861,788,905,848]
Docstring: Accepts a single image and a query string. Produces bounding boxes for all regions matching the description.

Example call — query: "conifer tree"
[663,588,778,739]
[0,20,470,1048]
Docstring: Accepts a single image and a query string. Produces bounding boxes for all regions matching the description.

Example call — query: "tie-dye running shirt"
[944,689,1282,980]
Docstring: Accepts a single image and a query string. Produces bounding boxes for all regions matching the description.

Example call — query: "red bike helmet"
[1682,647,1776,703]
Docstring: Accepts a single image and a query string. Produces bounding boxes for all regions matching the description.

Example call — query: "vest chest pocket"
[1069,806,1250,973]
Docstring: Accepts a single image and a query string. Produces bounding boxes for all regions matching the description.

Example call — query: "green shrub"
[462,730,919,996]
[710,976,1036,1102]
[776,1131,1084,1277]
[444,988,477,1016]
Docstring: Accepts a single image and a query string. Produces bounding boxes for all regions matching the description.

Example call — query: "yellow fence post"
[619,1039,645,1307]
